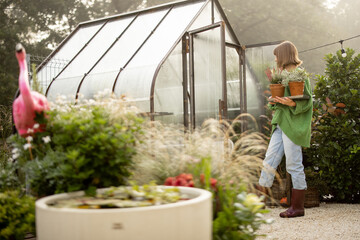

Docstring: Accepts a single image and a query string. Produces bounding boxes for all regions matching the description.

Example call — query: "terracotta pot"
[269,84,285,98]
[288,81,305,96]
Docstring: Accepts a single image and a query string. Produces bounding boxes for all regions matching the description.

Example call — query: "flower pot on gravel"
[304,187,320,208]
[269,84,285,98]
[36,186,212,240]
[288,81,304,96]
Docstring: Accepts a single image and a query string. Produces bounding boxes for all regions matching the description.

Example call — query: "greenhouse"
[36,0,279,128]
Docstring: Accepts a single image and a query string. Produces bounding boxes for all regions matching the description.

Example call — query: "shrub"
[8,95,144,197]
[213,185,270,240]
[0,161,21,192]
[0,191,35,239]
[304,48,360,202]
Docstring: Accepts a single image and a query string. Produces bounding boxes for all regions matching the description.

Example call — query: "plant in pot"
[282,68,308,96]
[303,167,328,207]
[265,67,285,98]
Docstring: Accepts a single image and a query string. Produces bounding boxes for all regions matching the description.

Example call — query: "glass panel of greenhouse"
[36,0,271,128]
[245,42,283,117]
[37,23,104,91]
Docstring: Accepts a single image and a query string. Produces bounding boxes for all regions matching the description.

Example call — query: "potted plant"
[35,183,212,240]
[265,68,285,98]
[282,68,308,96]
[304,167,327,207]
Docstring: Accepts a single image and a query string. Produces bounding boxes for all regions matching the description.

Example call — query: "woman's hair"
[273,41,302,69]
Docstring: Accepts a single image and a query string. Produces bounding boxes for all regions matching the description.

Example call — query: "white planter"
[36,186,212,240]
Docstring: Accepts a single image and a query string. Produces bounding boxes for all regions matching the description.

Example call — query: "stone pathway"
[257,203,360,239]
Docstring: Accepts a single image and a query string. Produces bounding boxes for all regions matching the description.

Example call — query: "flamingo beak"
[15,43,26,60]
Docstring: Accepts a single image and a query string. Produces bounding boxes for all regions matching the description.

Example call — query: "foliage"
[163,155,271,239]
[0,106,13,141]
[213,185,271,240]
[304,48,360,203]
[49,182,181,209]
[131,117,271,238]
[304,167,328,192]
[8,95,144,197]
[0,191,35,240]
[131,118,266,187]
[30,64,43,94]
[281,68,308,86]
[265,67,284,84]
[0,161,21,193]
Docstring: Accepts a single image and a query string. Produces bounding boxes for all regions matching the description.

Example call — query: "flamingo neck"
[18,59,34,108]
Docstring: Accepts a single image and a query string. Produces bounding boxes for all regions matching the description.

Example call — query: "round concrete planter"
[36,186,212,240]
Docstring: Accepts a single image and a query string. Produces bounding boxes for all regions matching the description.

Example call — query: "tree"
[305,48,360,203]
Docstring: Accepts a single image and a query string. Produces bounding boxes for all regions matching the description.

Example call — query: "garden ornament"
[13,43,49,136]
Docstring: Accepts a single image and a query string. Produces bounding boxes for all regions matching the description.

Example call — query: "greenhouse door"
[188,22,226,129]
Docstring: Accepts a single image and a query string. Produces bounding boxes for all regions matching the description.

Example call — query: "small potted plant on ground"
[265,68,285,98]
[283,68,308,96]
[304,167,327,208]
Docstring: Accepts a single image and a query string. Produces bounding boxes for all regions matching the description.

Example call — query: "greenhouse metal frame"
[36,0,278,129]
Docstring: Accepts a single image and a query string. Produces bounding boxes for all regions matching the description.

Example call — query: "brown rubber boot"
[279,189,305,218]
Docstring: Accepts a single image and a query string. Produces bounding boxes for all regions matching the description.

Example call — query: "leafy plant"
[8,95,144,197]
[49,182,181,209]
[304,167,328,192]
[0,161,21,192]
[131,117,271,238]
[0,191,35,240]
[0,105,13,142]
[265,68,284,84]
[281,67,308,86]
[213,185,271,240]
[304,48,360,203]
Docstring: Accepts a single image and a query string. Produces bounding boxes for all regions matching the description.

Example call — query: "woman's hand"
[268,96,276,105]
[271,96,296,107]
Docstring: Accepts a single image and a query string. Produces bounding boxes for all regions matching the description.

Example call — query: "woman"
[258,41,313,218]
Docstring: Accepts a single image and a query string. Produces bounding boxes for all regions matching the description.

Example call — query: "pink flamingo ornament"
[13,44,49,136]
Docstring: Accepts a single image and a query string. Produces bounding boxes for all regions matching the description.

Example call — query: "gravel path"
[257,203,360,240]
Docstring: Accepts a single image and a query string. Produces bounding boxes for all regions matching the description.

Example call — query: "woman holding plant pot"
[257,41,313,218]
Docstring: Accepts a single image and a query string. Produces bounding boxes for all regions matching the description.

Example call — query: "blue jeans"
[259,126,307,190]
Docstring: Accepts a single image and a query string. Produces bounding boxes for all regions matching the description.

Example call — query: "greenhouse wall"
[34,0,279,128]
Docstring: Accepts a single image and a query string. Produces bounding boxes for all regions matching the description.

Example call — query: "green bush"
[305,48,360,202]
[0,191,35,240]
[213,185,270,240]
[8,97,144,197]
[0,161,21,192]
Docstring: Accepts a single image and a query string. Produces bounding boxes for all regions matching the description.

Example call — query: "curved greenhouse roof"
[36,0,279,127]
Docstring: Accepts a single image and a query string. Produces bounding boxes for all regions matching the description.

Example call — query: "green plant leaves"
[0,191,35,239]
[305,48,360,203]
[8,100,144,198]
